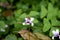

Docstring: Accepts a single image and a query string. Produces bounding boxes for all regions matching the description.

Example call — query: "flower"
[22,17,34,26]
[52,29,60,40]
[0,28,5,32]
[5,25,8,27]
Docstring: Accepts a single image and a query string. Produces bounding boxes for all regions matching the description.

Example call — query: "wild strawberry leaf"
[29,11,39,17]
[20,13,28,18]
[51,17,59,26]
[5,34,17,40]
[43,18,51,32]
[47,3,57,20]
[40,5,47,18]
[47,3,54,20]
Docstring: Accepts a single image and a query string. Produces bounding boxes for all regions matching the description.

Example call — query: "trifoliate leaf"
[29,11,39,17]
[5,34,17,40]
[40,5,47,18]
[43,18,51,32]
[47,3,57,20]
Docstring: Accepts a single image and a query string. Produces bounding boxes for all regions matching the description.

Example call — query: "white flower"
[52,36,54,40]
[5,25,8,27]
[0,28,5,32]
[59,35,60,39]
[22,22,25,25]
[22,17,34,26]
[52,29,60,39]
[31,23,34,26]
[52,29,59,36]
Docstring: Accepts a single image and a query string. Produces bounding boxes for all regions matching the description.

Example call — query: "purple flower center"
[54,33,59,37]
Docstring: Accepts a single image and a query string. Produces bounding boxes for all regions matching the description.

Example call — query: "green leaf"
[40,5,47,18]
[47,3,57,20]
[57,10,60,18]
[14,9,22,18]
[14,21,28,31]
[0,21,5,29]
[16,3,22,9]
[43,18,51,32]
[20,13,27,18]
[6,16,14,24]
[47,3,54,20]
[32,26,43,33]
[22,5,29,11]
[8,0,14,3]
[18,38,23,40]
[51,17,59,26]
[0,8,2,12]
[29,11,39,17]
[0,0,7,2]
[5,34,17,40]
[33,18,39,23]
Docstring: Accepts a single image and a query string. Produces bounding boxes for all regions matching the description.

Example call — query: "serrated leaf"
[47,3,54,20]
[29,11,39,17]
[43,18,51,32]
[40,5,47,18]
[5,34,17,40]
[47,3,57,20]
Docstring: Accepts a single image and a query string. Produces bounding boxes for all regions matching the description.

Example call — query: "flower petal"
[31,18,34,21]
[52,30,55,34]
[56,29,59,34]
[31,23,34,26]
[0,28,5,32]
[22,23,25,25]
[52,36,54,40]
[25,18,27,21]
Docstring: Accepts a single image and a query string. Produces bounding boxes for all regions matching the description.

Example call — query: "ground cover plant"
[0,0,60,40]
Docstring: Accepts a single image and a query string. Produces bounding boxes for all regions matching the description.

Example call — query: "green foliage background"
[0,0,60,40]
